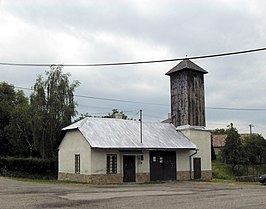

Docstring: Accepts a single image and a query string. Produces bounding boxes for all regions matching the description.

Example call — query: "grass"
[211,154,235,180]
[212,163,234,180]
[2,176,92,185]
[0,171,57,180]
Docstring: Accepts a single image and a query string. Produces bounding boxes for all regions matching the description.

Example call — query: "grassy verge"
[212,163,234,180]
[1,176,91,185]
[0,171,57,180]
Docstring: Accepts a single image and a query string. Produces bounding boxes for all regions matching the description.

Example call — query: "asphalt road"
[0,177,266,209]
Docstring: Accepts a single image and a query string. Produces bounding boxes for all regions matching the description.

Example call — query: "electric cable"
[206,107,266,111]
[74,94,167,106]
[13,85,266,111]
[1,47,266,67]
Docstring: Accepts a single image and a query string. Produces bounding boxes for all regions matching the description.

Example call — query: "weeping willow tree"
[30,65,80,159]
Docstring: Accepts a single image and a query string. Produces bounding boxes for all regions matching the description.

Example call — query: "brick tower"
[165,59,208,127]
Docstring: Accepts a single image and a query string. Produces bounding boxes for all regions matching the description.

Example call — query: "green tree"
[0,82,16,156]
[30,76,47,158]
[5,90,33,157]
[221,123,242,173]
[102,109,129,119]
[242,134,266,174]
[74,113,92,122]
[76,109,131,122]
[212,128,228,135]
[30,65,80,159]
[0,82,33,157]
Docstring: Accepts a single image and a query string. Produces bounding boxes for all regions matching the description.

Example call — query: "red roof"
[212,134,227,147]
[212,134,251,148]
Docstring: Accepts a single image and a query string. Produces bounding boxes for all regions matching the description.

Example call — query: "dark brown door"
[150,151,176,181]
[150,152,164,181]
[163,152,176,180]
[193,158,201,179]
[123,156,136,182]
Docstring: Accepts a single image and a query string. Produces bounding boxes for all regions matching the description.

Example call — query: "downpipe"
[189,149,199,180]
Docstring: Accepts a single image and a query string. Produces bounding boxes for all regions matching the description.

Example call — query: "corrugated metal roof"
[62,117,196,150]
[165,59,208,75]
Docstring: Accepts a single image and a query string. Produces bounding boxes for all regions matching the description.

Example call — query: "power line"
[206,107,266,111]
[1,47,266,67]
[78,109,139,116]
[74,94,168,106]
[13,86,168,106]
[13,86,266,111]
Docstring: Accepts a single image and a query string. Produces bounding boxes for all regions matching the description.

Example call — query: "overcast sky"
[1,0,266,136]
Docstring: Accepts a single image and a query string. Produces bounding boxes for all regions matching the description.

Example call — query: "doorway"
[193,158,201,179]
[123,156,136,182]
[150,151,176,181]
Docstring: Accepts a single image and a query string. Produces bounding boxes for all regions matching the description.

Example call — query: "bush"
[235,176,259,182]
[212,163,234,180]
[0,157,57,179]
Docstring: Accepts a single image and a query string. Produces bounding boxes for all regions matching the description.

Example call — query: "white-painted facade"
[58,119,212,183]
[59,130,150,177]
[176,150,191,171]
[58,130,91,174]
[178,126,212,173]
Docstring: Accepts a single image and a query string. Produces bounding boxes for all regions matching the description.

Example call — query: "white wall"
[58,130,91,174]
[58,129,203,178]
[180,128,212,171]
[136,151,149,173]
[90,150,150,175]
[59,130,151,176]
[176,150,191,171]
[91,149,121,174]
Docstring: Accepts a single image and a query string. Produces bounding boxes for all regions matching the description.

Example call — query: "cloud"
[0,0,266,136]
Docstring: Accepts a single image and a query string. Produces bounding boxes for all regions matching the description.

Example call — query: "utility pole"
[139,109,143,144]
[249,124,254,135]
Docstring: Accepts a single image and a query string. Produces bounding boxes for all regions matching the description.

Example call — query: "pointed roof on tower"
[165,59,208,75]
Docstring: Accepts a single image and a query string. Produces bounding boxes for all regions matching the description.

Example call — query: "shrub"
[212,163,234,180]
[0,157,57,179]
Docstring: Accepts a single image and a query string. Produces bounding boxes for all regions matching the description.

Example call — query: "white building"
[58,117,212,183]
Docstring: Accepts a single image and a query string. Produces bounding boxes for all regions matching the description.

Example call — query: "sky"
[1,0,266,136]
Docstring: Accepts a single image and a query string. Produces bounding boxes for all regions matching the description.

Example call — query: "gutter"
[189,149,199,180]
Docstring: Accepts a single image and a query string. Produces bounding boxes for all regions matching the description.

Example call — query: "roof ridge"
[165,59,208,75]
